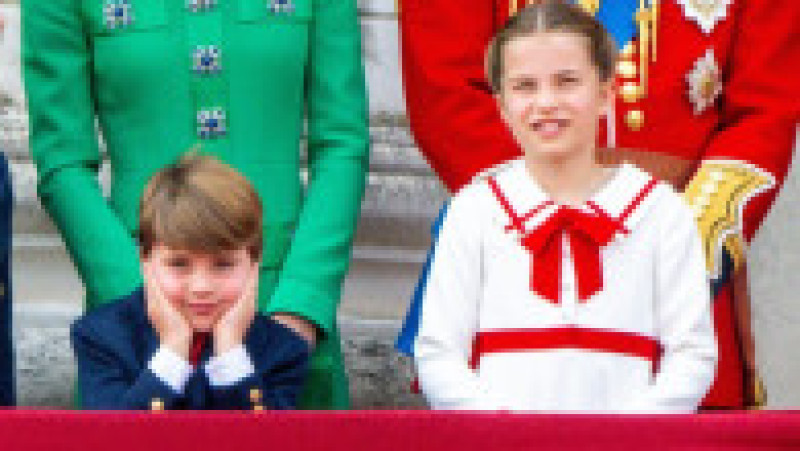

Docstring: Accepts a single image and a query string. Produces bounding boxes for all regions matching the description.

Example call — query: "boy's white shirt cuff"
[204,344,256,387]
[148,346,193,394]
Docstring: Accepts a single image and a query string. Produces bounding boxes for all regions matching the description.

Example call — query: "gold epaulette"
[682,161,776,279]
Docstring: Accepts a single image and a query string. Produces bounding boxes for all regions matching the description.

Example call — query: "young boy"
[71,154,309,410]
[414,1,717,412]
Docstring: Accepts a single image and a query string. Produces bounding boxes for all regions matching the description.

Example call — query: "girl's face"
[143,244,258,332]
[497,32,613,162]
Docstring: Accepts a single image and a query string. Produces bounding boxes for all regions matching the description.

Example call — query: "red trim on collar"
[486,174,659,304]
[619,178,658,222]
[487,177,554,233]
[488,175,657,233]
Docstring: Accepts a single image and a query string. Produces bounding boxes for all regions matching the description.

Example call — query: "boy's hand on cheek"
[144,262,192,360]
[213,267,258,355]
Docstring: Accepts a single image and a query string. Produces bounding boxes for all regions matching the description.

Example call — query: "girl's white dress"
[415,159,717,412]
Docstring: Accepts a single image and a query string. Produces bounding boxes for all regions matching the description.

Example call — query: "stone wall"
[14,306,425,409]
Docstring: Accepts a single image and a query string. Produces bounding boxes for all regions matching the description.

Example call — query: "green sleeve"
[23,0,141,307]
[265,0,369,334]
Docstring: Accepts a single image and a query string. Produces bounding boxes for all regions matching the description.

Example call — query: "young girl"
[414,1,717,412]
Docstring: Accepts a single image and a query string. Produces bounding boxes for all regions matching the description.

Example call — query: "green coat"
[23,0,369,409]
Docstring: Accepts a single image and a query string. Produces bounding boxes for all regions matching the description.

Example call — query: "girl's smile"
[530,118,570,140]
[497,32,614,163]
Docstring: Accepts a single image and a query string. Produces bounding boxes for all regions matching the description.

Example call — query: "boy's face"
[497,32,613,162]
[142,244,259,332]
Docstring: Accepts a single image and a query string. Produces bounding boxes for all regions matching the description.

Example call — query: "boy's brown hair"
[486,0,618,93]
[138,152,263,259]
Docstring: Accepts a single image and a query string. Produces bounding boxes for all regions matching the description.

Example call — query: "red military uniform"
[400,0,799,408]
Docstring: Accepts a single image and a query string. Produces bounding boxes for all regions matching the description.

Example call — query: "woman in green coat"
[23,0,368,409]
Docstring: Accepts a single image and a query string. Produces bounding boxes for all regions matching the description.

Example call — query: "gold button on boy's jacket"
[249,388,262,403]
[150,398,165,411]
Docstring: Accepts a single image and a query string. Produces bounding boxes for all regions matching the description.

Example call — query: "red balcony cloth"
[0,410,798,450]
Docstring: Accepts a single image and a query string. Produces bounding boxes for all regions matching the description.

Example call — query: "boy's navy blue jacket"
[71,288,309,410]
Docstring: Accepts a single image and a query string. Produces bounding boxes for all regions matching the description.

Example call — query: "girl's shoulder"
[438,162,520,237]
[628,164,691,214]
[615,162,697,233]
[449,160,516,209]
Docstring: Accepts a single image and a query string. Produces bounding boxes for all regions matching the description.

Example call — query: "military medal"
[686,49,722,114]
[677,0,733,34]
[103,0,134,30]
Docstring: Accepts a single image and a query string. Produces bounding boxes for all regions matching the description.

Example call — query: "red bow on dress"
[520,206,626,304]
